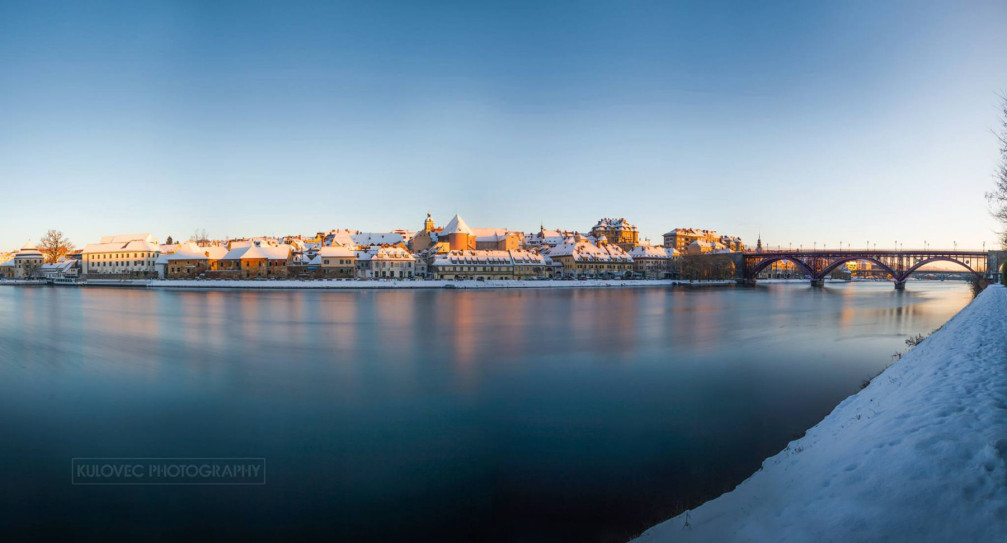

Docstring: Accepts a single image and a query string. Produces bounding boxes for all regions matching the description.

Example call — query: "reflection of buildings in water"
[565,289,640,360]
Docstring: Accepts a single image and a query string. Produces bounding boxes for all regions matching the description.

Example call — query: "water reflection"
[0,282,973,542]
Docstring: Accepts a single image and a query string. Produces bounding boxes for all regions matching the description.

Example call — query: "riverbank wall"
[632,284,1007,542]
[3,278,737,290]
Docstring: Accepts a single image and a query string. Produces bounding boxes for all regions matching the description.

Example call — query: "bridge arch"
[901,256,981,279]
[748,256,815,279]
[816,256,897,281]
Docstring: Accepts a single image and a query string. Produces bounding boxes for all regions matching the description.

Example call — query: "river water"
[0,281,973,541]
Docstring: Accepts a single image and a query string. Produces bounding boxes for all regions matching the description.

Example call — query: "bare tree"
[190,228,209,246]
[985,93,1007,247]
[38,230,74,263]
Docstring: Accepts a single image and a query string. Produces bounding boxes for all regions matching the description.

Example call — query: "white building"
[355,246,415,279]
[40,257,80,279]
[81,233,160,278]
[8,240,45,279]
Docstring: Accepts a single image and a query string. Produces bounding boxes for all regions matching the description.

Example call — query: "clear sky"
[1,0,1005,251]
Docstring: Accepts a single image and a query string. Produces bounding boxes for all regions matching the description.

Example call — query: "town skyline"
[0,206,1000,254]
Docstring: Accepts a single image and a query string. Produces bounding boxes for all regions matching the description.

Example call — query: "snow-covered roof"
[16,239,42,257]
[509,250,548,265]
[442,214,473,236]
[40,259,76,273]
[355,246,414,262]
[592,217,638,231]
[317,246,356,258]
[222,241,291,261]
[433,250,512,266]
[664,227,718,237]
[352,232,405,247]
[544,240,633,262]
[628,244,671,259]
[99,233,155,244]
[82,233,159,254]
[162,242,228,261]
[470,227,513,242]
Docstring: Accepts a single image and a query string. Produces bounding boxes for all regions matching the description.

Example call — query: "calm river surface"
[0,281,973,542]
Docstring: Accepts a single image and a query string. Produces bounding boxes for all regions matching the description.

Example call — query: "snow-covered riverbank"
[70,278,736,290]
[632,285,1007,542]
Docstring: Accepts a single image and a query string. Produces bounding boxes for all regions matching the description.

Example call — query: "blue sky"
[1,0,1005,250]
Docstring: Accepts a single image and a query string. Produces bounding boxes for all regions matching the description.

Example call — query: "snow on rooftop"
[628,244,671,259]
[442,214,473,236]
[98,233,155,244]
[82,233,159,254]
[222,241,291,261]
[352,232,405,247]
[545,240,633,262]
[355,245,414,261]
[633,285,1007,543]
[317,246,356,258]
[162,242,228,261]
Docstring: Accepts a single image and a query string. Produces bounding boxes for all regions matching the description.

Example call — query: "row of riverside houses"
[0,215,747,281]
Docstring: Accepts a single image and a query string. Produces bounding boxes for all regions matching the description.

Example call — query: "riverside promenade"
[632,285,1007,542]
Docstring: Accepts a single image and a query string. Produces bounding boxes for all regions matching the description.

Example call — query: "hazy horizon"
[2,0,1006,251]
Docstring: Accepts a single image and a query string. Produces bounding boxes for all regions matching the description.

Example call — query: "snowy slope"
[633,285,1007,543]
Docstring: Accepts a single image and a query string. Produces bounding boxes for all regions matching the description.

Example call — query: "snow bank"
[632,285,1007,543]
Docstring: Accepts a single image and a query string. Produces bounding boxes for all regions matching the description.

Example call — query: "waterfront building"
[590,218,639,252]
[686,239,728,255]
[472,228,523,251]
[39,257,80,279]
[664,228,743,253]
[524,226,567,248]
[544,239,634,278]
[412,253,429,279]
[432,250,514,280]
[157,242,228,279]
[510,250,551,279]
[355,246,415,279]
[81,233,160,278]
[314,245,356,278]
[440,214,476,251]
[430,249,551,280]
[628,243,675,278]
[7,240,45,279]
[217,241,293,278]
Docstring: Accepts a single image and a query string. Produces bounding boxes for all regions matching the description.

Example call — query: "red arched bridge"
[739,249,990,289]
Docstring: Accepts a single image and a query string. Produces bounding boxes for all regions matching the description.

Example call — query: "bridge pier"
[894,280,906,290]
[810,278,824,288]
